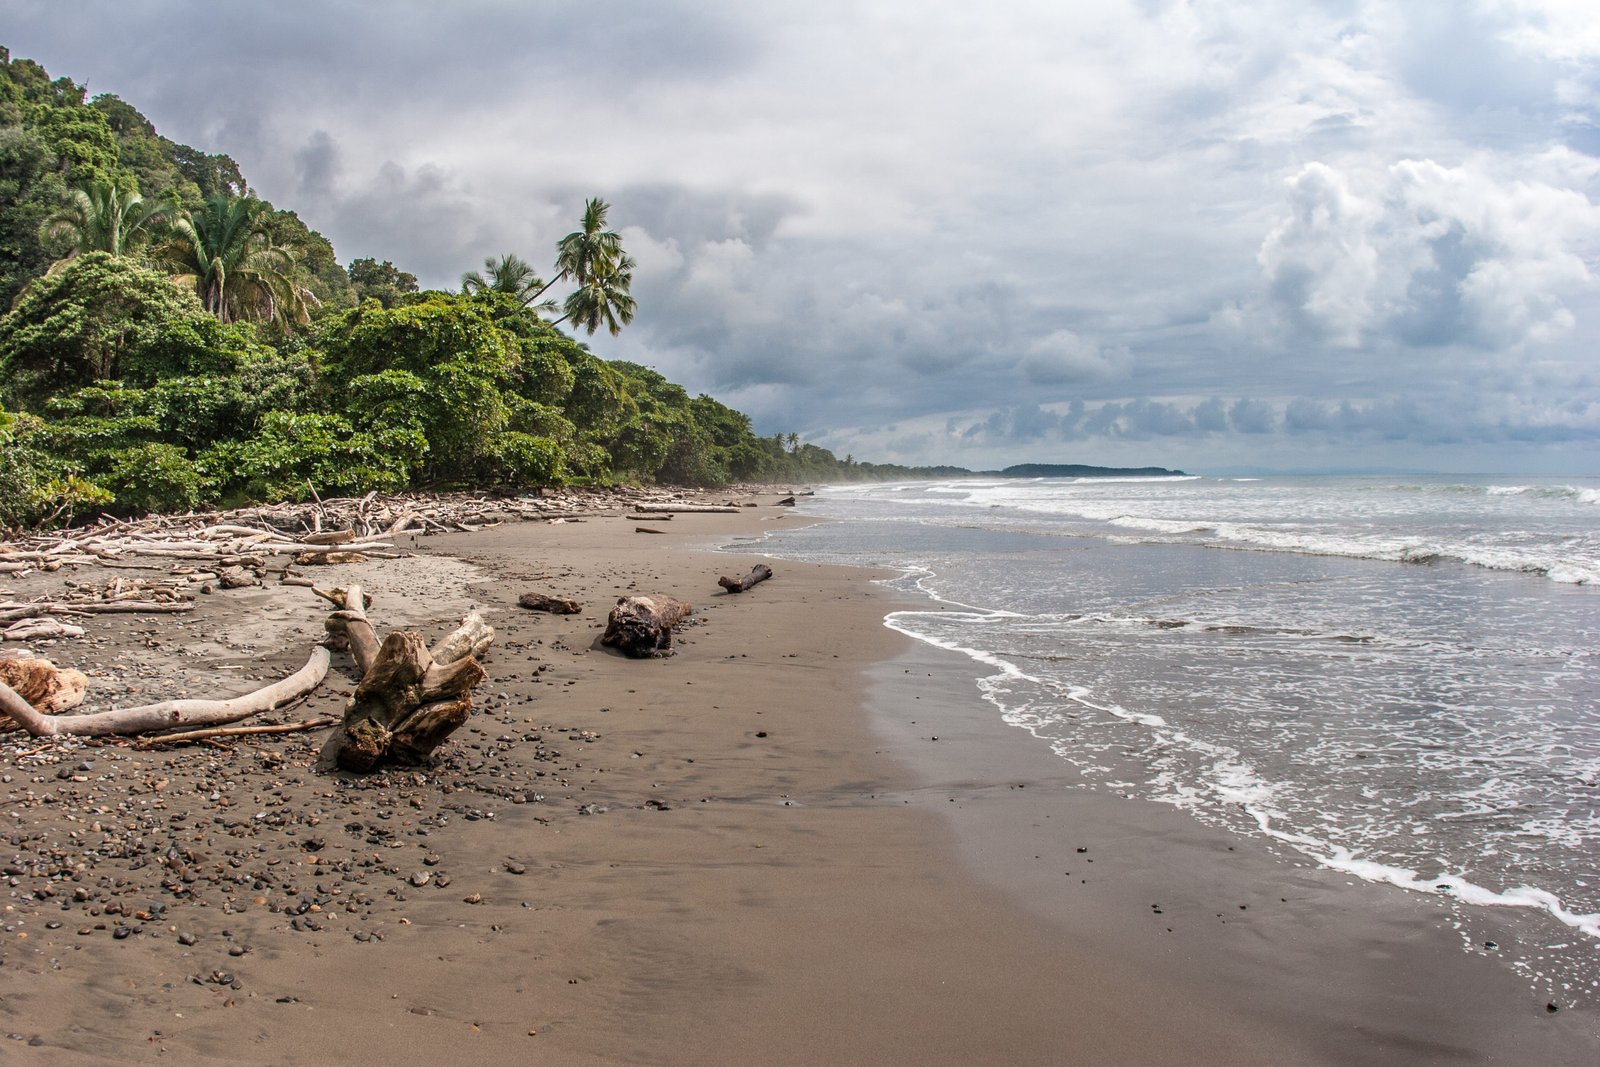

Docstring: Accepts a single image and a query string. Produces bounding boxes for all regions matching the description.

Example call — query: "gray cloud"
[5,0,1599,473]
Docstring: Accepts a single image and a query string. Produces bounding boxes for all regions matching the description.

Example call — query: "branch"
[0,648,330,737]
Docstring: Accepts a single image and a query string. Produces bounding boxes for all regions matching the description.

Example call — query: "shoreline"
[0,495,1595,1063]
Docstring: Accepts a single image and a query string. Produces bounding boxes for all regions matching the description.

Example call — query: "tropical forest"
[0,47,913,534]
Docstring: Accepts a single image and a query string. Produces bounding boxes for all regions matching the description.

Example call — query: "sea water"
[740,475,1600,1000]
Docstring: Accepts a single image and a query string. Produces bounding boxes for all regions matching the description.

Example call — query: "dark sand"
[1,499,1595,1064]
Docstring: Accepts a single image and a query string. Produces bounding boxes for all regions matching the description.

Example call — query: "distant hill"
[990,463,1188,478]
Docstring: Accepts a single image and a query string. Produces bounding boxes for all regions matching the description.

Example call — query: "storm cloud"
[7,0,1598,472]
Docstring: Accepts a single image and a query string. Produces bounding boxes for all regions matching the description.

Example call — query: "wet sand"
[1,499,1595,1064]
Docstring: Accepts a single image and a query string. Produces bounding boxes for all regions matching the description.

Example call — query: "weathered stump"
[339,632,479,771]
[718,564,773,594]
[313,583,494,771]
[601,596,693,658]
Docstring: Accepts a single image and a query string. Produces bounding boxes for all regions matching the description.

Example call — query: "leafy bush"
[198,410,425,503]
[100,442,201,514]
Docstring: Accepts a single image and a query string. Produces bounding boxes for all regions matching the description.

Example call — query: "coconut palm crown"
[42,180,176,264]
[164,193,315,328]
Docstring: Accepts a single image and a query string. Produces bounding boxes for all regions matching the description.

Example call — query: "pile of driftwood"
[0,487,783,570]
[1,574,197,642]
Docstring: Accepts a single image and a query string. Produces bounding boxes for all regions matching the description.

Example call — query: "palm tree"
[551,252,637,336]
[165,194,314,328]
[529,197,625,305]
[460,252,558,312]
[42,179,175,263]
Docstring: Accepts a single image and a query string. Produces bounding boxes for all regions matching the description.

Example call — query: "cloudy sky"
[8,0,1600,473]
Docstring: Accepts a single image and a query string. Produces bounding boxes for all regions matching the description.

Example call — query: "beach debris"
[134,716,337,748]
[634,526,667,535]
[601,595,693,658]
[717,564,773,594]
[517,592,583,615]
[0,648,329,738]
[0,653,88,714]
[2,618,87,642]
[776,496,797,506]
[314,583,495,772]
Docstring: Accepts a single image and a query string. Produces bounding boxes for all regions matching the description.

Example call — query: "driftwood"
[518,592,582,614]
[601,596,693,658]
[0,648,330,738]
[136,716,337,747]
[0,654,87,715]
[3,619,87,642]
[318,583,495,772]
[776,496,797,507]
[718,564,773,594]
[635,526,666,535]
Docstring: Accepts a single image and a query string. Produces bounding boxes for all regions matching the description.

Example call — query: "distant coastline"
[986,463,1188,478]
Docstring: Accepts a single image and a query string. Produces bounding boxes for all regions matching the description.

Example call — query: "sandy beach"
[1,495,1596,1065]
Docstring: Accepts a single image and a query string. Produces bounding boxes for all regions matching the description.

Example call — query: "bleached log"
[320,584,380,675]
[2,619,86,641]
[0,648,329,737]
[429,611,494,665]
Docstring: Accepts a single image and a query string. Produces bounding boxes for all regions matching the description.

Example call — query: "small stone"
[1547,1001,1560,1013]
[462,893,482,905]
[409,872,431,888]
[504,861,526,875]
[177,932,197,946]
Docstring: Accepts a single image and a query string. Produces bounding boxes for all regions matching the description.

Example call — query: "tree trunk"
[601,596,693,658]
[718,564,773,594]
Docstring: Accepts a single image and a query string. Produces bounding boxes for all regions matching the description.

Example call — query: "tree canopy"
[0,45,900,531]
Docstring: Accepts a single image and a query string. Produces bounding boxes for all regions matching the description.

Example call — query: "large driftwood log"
[718,564,773,594]
[518,592,582,615]
[601,596,693,658]
[332,599,494,773]
[0,649,330,737]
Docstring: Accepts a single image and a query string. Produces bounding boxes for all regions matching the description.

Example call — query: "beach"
[2,494,1596,1065]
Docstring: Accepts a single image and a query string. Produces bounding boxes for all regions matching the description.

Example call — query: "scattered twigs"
[135,716,337,748]
[718,564,773,594]
[0,648,331,738]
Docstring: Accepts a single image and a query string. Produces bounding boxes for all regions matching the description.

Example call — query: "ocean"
[739,474,1600,1001]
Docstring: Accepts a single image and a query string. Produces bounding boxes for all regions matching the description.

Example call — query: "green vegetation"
[0,47,906,534]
